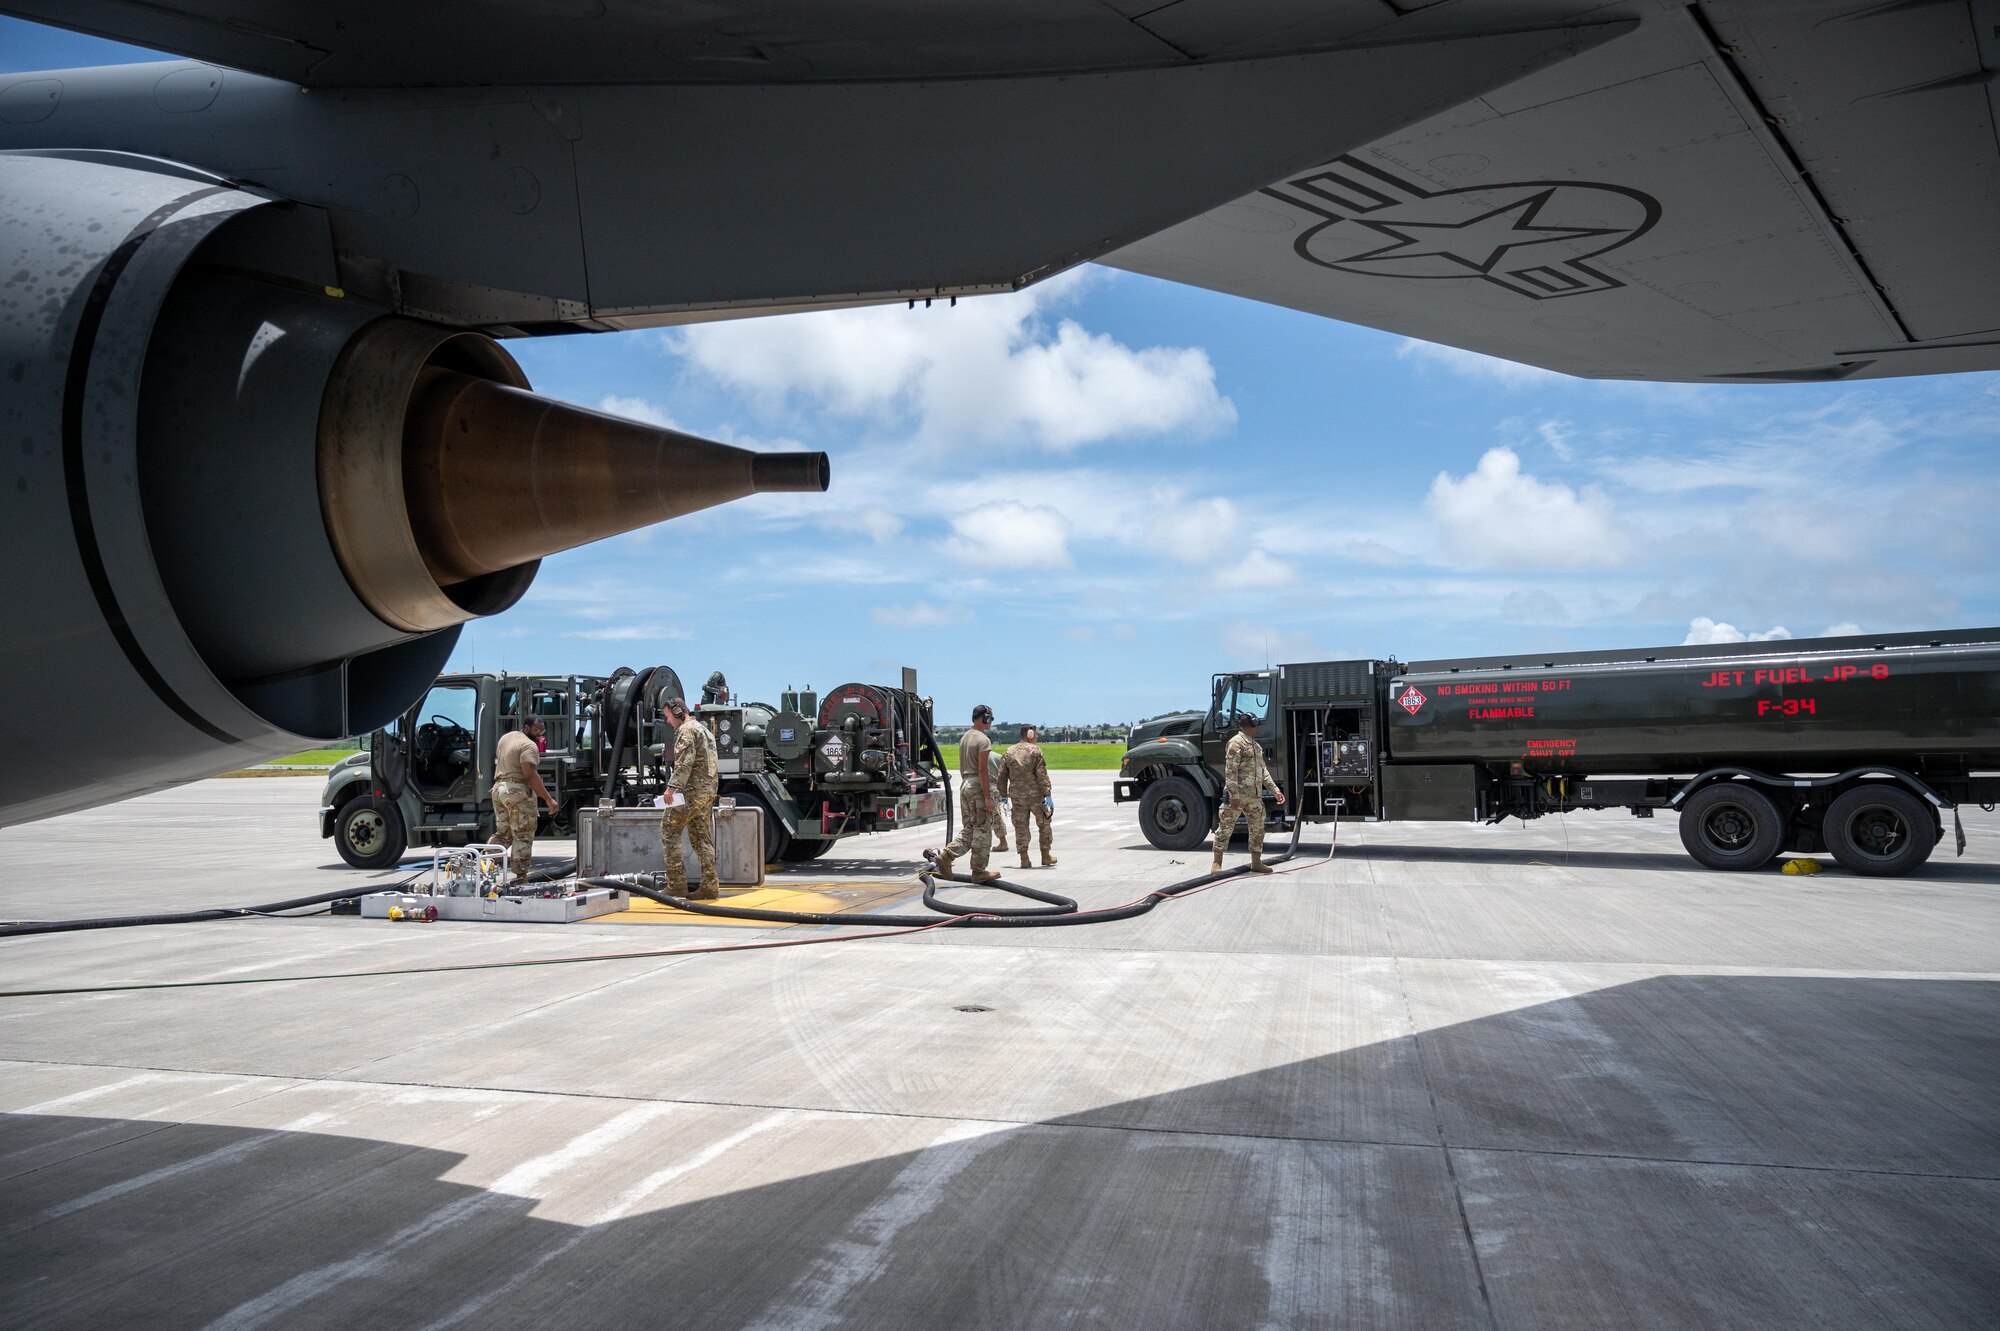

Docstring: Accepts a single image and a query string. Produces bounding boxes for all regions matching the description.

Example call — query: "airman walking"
[660,696,722,899]
[929,704,1002,883]
[1000,724,1056,869]
[491,717,557,880]
[1213,713,1284,874]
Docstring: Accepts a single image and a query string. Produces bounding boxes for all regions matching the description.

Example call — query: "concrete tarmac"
[2,772,1997,1329]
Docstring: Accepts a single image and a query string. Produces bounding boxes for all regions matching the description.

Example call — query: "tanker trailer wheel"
[781,837,834,862]
[1678,784,1783,871]
[1824,785,1937,877]
[335,795,408,870]
[1140,776,1212,851]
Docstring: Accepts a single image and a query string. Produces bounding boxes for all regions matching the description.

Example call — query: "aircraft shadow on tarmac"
[4,975,1997,1330]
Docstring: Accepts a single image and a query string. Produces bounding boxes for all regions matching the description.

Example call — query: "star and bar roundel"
[1260,156,1661,300]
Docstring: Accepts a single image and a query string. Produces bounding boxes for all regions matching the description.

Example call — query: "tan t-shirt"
[495,730,540,787]
[958,727,991,780]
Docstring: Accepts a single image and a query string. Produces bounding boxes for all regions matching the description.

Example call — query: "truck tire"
[1677,784,1784,871]
[1140,776,1212,851]
[1824,785,1937,877]
[781,838,834,862]
[729,793,792,864]
[335,794,407,870]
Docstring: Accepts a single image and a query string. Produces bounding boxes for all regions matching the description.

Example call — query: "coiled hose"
[591,816,1303,930]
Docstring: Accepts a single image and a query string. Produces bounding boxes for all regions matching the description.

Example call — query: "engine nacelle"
[0,150,825,826]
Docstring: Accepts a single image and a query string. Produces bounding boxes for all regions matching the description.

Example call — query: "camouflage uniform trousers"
[941,781,997,875]
[1213,792,1267,856]
[660,790,719,895]
[1009,800,1054,857]
[491,782,537,877]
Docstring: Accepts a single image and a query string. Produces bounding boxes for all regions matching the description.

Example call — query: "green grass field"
[272,749,358,767]
[939,743,1124,771]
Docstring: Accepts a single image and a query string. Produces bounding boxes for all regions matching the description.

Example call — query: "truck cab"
[320,671,600,869]
[1117,659,1392,849]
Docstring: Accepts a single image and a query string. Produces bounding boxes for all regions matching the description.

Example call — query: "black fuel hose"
[0,881,409,938]
[0,852,583,938]
[590,816,1302,930]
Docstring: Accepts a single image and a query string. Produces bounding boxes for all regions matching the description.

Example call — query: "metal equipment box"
[1380,764,1495,822]
[575,804,765,885]
[361,887,630,924]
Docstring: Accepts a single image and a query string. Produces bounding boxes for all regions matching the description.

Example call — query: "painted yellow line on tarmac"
[603,879,919,927]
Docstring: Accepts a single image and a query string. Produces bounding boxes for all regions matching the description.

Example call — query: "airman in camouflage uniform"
[492,718,555,879]
[1000,725,1056,869]
[660,696,722,899]
[989,744,1010,853]
[1214,713,1284,874]
[929,704,1002,883]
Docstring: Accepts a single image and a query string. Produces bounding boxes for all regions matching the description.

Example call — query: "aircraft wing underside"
[1106,2,2000,382]
[9,0,1998,383]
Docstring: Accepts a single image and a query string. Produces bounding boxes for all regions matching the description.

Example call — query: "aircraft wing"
[16,1,1997,384]
[1107,2,2000,383]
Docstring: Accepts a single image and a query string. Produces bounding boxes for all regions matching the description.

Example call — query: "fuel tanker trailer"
[1116,627,2000,876]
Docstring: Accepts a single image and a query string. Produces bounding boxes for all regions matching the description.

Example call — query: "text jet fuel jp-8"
[1116,629,2000,876]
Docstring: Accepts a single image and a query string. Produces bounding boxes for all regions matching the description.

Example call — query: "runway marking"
[201,1102,676,1331]
[741,1118,1012,1331]
[416,1108,799,1331]
[29,1110,336,1224]
[9,1071,170,1115]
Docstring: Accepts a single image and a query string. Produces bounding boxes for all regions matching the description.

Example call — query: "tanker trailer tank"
[1384,638,2000,781]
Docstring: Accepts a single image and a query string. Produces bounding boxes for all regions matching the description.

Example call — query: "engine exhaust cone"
[404,369,829,586]
[319,318,829,632]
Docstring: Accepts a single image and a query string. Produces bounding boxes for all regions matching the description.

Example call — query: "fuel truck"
[321,666,947,868]
[1115,628,2000,877]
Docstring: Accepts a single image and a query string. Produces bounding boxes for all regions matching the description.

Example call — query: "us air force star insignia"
[1260,156,1661,300]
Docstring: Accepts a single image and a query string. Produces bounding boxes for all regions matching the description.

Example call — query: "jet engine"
[0,151,826,826]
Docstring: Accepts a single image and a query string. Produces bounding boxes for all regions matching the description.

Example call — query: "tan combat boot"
[973,869,1002,884]
[1041,852,1058,867]
[1248,852,1273,874]
[1018,849,1032,870]
[929,848,954,879]
[690,882,722,901]
[1210,846,1225,874]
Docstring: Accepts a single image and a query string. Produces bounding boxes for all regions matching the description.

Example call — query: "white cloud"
[870,601,969,628]
[666,270,1235,449]
[1396,338,1565,387]
[1424,447,1627,568]
[564,623,694,641]
[1682,617,1791,646]
[1820,622,1863,637]
[1537,419,1577,460]
[941,502,1073,569]
[1209,548,1298,591]
[596,394,678,429]
[1220,619,1323,667]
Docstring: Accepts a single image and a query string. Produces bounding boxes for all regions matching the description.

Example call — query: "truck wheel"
[1140,776,1212,851]
[782,838,834,862]
[1824,785,1937,877]
[1678,784,1783,871]
[730,793,792,864]
[335,794,407,870]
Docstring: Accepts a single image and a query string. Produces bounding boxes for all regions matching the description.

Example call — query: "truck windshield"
[422,683,477,732]
[1232,675,1272,725]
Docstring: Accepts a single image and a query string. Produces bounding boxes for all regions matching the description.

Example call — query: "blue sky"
[9,19,1998,724]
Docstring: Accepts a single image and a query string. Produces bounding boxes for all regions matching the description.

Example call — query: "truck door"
[1203,672,1282,790]
[374,700,418,799]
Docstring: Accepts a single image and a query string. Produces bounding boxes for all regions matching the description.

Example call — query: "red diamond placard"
[1398,686,1427,715]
